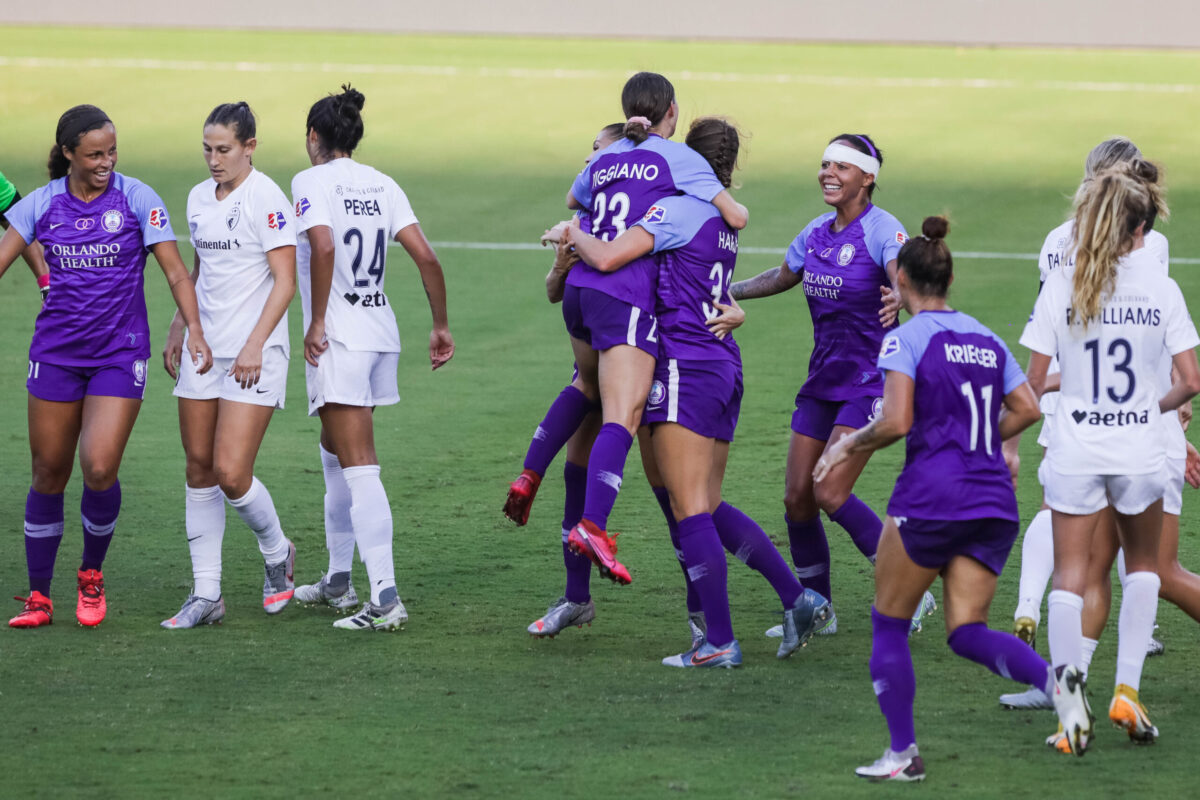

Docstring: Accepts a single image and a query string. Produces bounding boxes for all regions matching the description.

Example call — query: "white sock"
[343,465,396,606]
[1047,589,1084,669]
[1015,509,1054,624]
[321,445,356,576]
[1117,548,1127,585]
[226,477,289,565]
[186,484,226,601]
[1080,637,1099,681]
[1115,571,1162,691]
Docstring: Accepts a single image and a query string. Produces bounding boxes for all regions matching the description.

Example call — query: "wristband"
[37,274,50,289]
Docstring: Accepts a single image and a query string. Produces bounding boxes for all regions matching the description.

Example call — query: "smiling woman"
[0,104,212,630]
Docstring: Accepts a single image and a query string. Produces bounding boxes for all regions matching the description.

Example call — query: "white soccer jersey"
[1021,247,1198,475]
[291,159,417,353]
[186,169,296,357]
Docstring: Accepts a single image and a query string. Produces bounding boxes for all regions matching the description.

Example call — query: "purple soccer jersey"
[635,194,740,363]
[878,310,1026,521]
[568,135,726,312]
[786,204,906,401]
[7,173,175,366]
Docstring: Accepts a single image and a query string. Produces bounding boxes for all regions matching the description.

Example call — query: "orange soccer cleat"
[10,591,54,628]
[567,519,632,585]
[76,568,107,627]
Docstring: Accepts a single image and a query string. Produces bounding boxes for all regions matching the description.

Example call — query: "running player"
[161,102,298,628]
[567,117,829,667]
[813,217,1087,780]
[526,72,748,586]
[730,134,935,634]
[1,104,212,628]
[1022,161,1200,751]
[0,170,50,299]
[290,85,453,631]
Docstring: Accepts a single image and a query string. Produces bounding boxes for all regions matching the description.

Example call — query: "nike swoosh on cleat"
[690,648,732,665]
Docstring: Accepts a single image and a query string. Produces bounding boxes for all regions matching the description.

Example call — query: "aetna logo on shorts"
[343,291,388,308]
[1071,409,1149,426]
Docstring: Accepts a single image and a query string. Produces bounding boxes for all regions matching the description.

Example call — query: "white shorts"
[1042,465,1167,516]
[305,339,399,417]
[1164,456,1185,516]
[1036,409,1054,449]
[173,345,288,409]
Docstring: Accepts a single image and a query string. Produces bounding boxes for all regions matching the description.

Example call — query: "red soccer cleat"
[503,469,542,526]
[76,568,107,627]
[9,591,54,628]
[567,519,632,585]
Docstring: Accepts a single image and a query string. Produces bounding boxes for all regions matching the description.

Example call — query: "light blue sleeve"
[4,183,54,244]
[634,196,710,254]
[862,207,908,267]
[1000,339,1027,394]
[667,144,725,202]
[122,176,176,248]
[571,167,593,211]
[784,216,825,274]
[877,320,921,379]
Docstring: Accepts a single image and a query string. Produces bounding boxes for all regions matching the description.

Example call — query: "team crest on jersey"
[869,397,883,422]
[879,335,900,359]
[643,205,666,224]
[75,217,96,231]
[267,211,287,230]
[295,197,311,217]
[148,207,169,230]
[647,380,667,408]
[226,204,241,231]
[101,210,124,233]
[837,243,856,266]
[133,359,147,386]
[895,231,908,244]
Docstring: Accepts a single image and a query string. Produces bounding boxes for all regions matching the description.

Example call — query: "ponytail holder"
[627,116,652,130]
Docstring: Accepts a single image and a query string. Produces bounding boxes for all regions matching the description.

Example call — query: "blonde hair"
[1070,159,1168,326]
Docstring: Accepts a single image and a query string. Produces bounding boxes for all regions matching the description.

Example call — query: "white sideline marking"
[4,55,1198,94]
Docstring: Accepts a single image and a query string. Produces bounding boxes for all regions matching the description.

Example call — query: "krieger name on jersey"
[943,342,998,369]
[50,242,121,269]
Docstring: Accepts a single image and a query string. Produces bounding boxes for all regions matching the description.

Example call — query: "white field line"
[170,236,1200,263]
[4,55,1199,94]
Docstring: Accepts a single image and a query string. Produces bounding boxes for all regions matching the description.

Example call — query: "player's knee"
[79,458,119,491]
[813,481,850,515]
[783,489,816,521]
[30,459,71,494]
[214,462,251,499]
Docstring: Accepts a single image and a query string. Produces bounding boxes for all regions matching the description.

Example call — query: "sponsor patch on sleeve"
[148,207,169,230]
[295,197,310,217]
[879,335,901,359]
[895,231,908,244]
[267,211,287,230]
[643,205,666,224]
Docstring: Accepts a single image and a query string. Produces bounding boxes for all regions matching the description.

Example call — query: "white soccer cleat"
[854,744,925,782]
[333,599,409,632]
[1051,664,1094,756]
[294,575,359,611]
[999,686,1054,710]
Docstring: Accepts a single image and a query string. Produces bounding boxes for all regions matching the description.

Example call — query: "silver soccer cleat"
[855,744,925,782]
[294,575,359,611]
[778,588,831,659]
[262,539,296,615]
[999,686,1054,710]
[527,597,595,638]
[161,594,226,629]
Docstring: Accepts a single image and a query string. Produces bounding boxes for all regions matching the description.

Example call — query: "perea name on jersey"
[1064,304,1162,327]
[590,161,660,190]
[50,242,121,268]
[344,198,382,216]
[943,342,998,369]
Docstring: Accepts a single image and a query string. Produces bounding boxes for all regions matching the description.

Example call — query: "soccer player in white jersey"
[1021,160,1200,753]
[161,103,299,629]
[290,85,453,631]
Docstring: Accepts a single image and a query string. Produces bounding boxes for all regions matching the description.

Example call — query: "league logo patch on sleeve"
[895,231,908,244]
[295,198,310,217]
[643,205,666,224]
[879,335,901,359]
[267,211,287,231]
[148,207,169,230]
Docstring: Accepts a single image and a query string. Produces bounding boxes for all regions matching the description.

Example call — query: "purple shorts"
[562,286,658,356]
[791,393,882,440]
[894,516,1019,575]
[27,358,148,402]
[643,357,742,442]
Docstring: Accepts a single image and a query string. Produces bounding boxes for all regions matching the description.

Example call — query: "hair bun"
[335,84,366,112]
[921,215,949,240]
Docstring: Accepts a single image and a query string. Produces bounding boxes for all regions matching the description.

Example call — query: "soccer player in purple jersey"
[730,133,935,636]
[814,217,1087,780]
[568,117,828,667]
[1023,163,1200,751]
[555,72,748,585]
[0,105,212,628]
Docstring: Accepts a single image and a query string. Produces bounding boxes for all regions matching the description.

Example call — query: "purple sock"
[786,514,831,603]
[25,488,65,596]
[714,502,802,608]
[80,481,121,571]
[561,461,591,603]
[947,623,1053,691]
[524,386,594,476]
[829,494,881,561]
[582,423,633,531]
[678,513,733,646]
[870,607,918,752]
[654,487,700,614]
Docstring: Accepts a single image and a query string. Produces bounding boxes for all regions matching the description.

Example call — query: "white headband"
[822,142,880,177]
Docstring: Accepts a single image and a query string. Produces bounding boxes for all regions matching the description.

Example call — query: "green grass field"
[3,25,1200,798]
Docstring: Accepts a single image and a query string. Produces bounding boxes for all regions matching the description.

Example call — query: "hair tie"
[627,116,652,130]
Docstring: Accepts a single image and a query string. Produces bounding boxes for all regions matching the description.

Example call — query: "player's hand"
[879,285,901,327]
[553,239,579,272]
[814,436,853,483]
[304,319,329,367]
[1180,399,1193,432]
[187,329,213,376]
[230,342,263,389]
[163,320,185,379]
[1186,442,1200,489]
[706,296,745,340]
[1001,435,1021,490]
[541,220,571,247]
[429,325,455,370]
